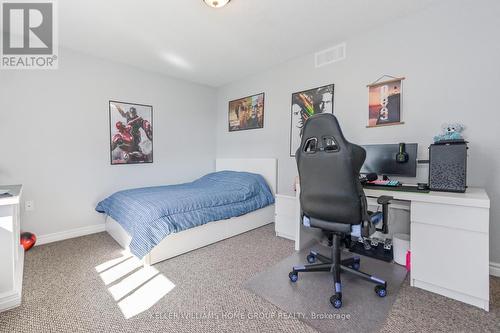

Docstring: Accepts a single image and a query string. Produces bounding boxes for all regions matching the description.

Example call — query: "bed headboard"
[215,158,277,195]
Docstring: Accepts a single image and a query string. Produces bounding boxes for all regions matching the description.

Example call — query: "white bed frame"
[105,158,277,265]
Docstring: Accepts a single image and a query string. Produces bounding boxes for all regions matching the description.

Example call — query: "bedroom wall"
[0,48,217,240]
[215,0,500,263]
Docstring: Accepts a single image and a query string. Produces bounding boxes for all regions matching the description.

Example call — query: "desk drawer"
[411,221,489,301]
[411,202,489,233]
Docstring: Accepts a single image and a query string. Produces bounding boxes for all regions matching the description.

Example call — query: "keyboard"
[368,180,401,187]
[363,183,430,193]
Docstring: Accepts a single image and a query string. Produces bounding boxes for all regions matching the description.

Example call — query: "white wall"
[216,0,500,262]
[0,48,217,238]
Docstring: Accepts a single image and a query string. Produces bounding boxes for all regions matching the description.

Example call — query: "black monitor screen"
[361,143,418,177]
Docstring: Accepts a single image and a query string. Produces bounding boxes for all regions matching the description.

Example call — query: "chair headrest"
[298,113,348,155]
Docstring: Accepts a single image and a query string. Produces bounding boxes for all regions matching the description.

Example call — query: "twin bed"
[97,158,277,265]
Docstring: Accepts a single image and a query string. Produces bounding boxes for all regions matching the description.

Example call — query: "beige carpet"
[0,224,498,332]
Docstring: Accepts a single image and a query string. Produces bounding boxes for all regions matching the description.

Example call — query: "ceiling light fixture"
[203,0,231,8]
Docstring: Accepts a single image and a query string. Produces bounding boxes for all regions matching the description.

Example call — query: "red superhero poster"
[109,101,153,165]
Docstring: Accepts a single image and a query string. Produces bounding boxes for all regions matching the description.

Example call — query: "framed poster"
[109,100,153,165]
[228,93,265,131]
[367,77,404,127]
[290,84,334,156]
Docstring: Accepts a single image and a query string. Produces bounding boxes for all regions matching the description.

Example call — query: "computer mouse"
[417,183,429,190]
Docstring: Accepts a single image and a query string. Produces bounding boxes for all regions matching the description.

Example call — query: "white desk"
[295,186,491,311]
[0,185,24,312]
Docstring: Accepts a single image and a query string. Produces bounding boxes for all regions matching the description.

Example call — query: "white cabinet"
[410,200,490,311]
[275,194,298,240]
[0,185,24,312]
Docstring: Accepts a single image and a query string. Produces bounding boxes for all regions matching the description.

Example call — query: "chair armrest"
[377,195,394,205]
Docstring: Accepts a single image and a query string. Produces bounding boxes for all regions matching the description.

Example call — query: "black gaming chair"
[288,113,388,309]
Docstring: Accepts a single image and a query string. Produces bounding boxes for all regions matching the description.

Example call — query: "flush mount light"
[203,0,231,8]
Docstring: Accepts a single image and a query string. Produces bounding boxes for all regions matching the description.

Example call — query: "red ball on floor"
[20,232,36,251]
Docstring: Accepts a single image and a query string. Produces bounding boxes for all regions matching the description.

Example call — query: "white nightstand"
[275,193,299,240]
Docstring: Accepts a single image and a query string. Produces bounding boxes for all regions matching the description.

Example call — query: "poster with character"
[290,84,334,156]
[228,93,265,132]
[109,101,153,165]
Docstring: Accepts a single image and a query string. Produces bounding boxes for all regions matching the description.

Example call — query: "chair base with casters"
[288,221,388,309]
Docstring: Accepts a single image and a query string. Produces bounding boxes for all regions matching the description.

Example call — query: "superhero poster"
[109,101,153,165]
[290,84,334,156]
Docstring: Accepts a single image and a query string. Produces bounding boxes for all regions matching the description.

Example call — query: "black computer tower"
[428,140,468,193]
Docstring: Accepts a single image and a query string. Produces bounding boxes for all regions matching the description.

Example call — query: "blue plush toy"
[433,123,465,143]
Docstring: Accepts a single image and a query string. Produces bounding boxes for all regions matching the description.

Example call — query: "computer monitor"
[361,143,418,177]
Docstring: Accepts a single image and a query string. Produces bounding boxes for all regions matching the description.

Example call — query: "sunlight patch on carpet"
[96,253,176,319]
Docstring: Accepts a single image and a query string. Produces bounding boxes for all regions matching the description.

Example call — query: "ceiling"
[57,0,437,87]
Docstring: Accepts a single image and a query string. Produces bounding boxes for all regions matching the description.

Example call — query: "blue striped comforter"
[96,171,274,258]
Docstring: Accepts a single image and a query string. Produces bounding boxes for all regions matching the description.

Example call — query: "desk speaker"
[429,141,468,193]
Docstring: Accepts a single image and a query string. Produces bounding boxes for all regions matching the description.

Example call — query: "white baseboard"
[36,224,105,246]
[0,290,22,312]
[490,261,500,277]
